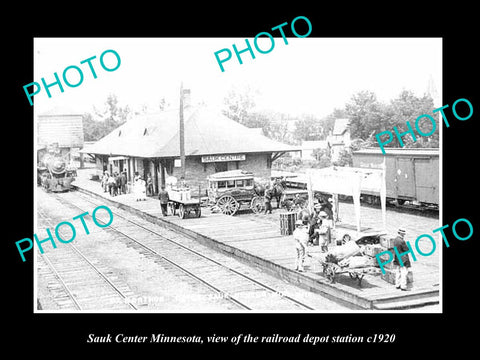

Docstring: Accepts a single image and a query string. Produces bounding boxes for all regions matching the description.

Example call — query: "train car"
[352,148,439,207]
[37,144,76,192]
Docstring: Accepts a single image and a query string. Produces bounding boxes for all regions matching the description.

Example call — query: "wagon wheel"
[195,206,201,218]
[178,204,186,219]
[324,265,336,283]
[341,234,352,245]
[169,202,176,216]
[357,274,365,287]
[216,195,239,216]
[250,196,265,214]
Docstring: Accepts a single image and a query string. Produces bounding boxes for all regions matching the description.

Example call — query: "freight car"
[352,148,439,208]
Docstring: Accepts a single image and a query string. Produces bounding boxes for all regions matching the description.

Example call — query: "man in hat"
[293,193,305,211]
[120,169,127,195]
[101,171,109,192]
[320,197,334,220]
[308,204,322,245]
[158,185,170,216]
[393,228,411,291]
[264,187,273,215]
[293,219,309,272]
[316,211,330,252]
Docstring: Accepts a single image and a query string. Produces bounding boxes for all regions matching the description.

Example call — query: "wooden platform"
[69,173,440,311]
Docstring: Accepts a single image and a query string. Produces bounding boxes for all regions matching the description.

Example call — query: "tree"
[158,97,167,111]
[293,114,324,141]
[83,94,130,141]
[222,87,284,141]
[321,108,345,137]
[334,148,353,167]
[222,86,259,127]
[83,112,106,141]
[345,90,385,141]
[261,112,292,144]
[386,90,436,148]
[344,89,437,150]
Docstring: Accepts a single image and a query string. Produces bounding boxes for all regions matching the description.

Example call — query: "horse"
[254,182,266,196]
[254,179,285,209]
[270,181,284,208]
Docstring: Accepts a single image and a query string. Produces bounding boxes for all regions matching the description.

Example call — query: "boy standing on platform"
[393,228,412,291]
[158,186,170,216]
[293,219,309,272]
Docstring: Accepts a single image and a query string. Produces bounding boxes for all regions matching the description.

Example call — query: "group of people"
[101,170,127,196]
[293,197,335,272]
[292,201,412,290]
[101,170,156,201]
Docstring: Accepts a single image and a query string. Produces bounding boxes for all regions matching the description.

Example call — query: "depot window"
[214,162,228,172]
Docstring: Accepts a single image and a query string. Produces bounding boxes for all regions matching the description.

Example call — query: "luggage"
[328,241,361,260]
[363,244,388,257]
[339,256,377,268]
[379,235,396,249]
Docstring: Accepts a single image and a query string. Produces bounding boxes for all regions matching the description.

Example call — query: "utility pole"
[179,82,186,179]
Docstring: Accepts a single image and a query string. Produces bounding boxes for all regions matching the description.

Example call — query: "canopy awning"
[306,165,387,233]
[108,156,130,161]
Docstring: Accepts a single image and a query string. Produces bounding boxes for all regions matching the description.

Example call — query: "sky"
[33,37,442,118]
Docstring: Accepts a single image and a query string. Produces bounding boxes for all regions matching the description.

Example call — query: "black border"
[6,4,479,353]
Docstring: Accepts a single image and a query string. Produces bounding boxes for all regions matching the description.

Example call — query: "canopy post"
[352,173,362,235]
[307,171,314,214]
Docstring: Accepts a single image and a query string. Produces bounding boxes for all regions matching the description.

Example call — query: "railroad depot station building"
[81,103,298,197]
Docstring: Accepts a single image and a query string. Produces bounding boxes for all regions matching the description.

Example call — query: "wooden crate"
[280,212,297,235]
[379,235,396,249]
[381,268,414,285]
[363,244,388,257]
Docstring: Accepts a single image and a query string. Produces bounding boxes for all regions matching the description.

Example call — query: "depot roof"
[81,106,298,158]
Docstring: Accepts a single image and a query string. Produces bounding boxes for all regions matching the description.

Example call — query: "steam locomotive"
[37,144,76,192]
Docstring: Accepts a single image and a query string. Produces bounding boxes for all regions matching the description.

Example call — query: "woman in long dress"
[134,176,147,201]
[139,177,147,201]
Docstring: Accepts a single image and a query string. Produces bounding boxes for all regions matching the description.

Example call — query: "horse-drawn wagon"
[207,170,277,215]
[207,170,310,215]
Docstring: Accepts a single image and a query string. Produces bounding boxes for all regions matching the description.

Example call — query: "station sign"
[201,154,246,163]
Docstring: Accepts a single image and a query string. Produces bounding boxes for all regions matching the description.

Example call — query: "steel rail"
[63,192,315,310]
[37,206,137,310]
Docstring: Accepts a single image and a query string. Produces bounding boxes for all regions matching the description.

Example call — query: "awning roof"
[207,170,254,181]
[306,166,387,233]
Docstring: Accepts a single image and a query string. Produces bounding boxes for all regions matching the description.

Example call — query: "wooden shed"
[37,107,85,166]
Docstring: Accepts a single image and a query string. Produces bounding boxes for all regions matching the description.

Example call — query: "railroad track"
[37,207,137,311]
[52,191,316,311]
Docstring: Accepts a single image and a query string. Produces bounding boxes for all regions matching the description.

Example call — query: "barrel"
[280,212,298,235]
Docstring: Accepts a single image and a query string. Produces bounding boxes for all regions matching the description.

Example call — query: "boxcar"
[352,148,439,206]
